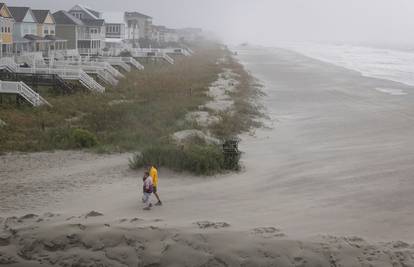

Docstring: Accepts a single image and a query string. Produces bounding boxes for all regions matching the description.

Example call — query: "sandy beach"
[2,47,414,266]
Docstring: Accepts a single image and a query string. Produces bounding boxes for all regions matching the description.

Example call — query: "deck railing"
[78,48,102,56]
[0,57,18,72]
[17,66,105,93]
[50,60,120,86]
[121,57,144,70]
[130,49,174,64]
[0,80,51,107]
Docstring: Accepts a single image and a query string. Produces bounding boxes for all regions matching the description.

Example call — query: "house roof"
[8,6,34,22]
[24,34,44,41]
[53,10,84,26]
[81,19,104,27]
[32,9,54,24]
[85,7,100,18]
[125,11,152,19]
[45,35,66,41]
[13,35,30,43]
[0,3,13,19]
[70,4,100,20]
[102,12,124,24]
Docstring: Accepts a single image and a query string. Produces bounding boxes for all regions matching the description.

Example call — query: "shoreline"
[271,43,414,89]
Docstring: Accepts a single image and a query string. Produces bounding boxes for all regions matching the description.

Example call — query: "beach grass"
[210,54,266,139]
[0,42,223,152]
[0,42,264,174]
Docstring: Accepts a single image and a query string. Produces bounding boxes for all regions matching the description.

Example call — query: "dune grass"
[0,42,223,152]
[0,43,264,175]
[210,54,266,139]
[129,140,225,175]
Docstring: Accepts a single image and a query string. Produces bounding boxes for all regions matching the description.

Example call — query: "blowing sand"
[2,47,414,266]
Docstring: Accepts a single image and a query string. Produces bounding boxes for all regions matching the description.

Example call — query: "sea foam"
[281,43,414,88]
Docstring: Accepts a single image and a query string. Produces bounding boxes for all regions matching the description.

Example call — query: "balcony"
[78,32,104,40]
[78,48,102,56]
[105,33,122,39]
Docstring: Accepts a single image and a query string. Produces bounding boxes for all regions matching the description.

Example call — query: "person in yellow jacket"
[149,165,162,206]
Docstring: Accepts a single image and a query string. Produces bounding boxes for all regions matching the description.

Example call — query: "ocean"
[280,43,414,88]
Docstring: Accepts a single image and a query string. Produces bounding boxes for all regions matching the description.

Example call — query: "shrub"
[45,128,98,149]
[46,128,73,149]
[119,50,132,57]
[70,128,98,148]
[129,143,226,175]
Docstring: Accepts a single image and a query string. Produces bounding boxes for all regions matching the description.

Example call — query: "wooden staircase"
[0,80,51,107]
[17,67,105,93]
[0,71,75,94]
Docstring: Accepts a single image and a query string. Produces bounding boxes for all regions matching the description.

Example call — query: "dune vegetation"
[0,42,264,174]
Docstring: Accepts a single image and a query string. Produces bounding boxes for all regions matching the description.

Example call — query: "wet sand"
[2,47,414,266]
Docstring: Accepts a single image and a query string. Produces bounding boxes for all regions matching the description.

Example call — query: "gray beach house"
[68,4,105,55]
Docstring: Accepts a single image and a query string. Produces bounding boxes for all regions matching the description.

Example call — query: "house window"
[73,12,83,19]
[51,30,55,34]
[1,27,3,33]
[44,29,49,34]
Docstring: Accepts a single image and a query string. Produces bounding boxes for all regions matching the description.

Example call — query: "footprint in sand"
[70,223,86,231]
[252,227,286,238]
[85,211,104,219]
[130,218,143,223]
[43,212,59,218]
[17,214,38,223]
[385,240,410,249]
[195,221,230,229]
[0,231,12,246]
[0,251,18,264]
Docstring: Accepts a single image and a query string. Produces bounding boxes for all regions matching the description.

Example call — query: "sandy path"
[2,47,414,266]
[0,151,132,216]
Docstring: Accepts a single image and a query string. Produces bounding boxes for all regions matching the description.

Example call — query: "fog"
[7,0,414,46]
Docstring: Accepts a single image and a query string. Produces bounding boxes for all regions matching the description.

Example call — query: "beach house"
[177,27,203,42]
[8,6,46,54]
[150,25,179,46]
[150,25,166,44]
[124,11,152,47]
[102,12,128,54]
[53,10,86,51]
[68,5,105,55]
[164,28,179,44]
[32,9,67,53]
[0,3,14,56]
[32,10,55,37]
[103,12,125,40]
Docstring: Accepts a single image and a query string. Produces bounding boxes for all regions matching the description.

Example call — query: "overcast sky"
[7,0,414,46]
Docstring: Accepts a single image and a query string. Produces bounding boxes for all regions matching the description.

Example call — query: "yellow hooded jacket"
[150,166,158,187]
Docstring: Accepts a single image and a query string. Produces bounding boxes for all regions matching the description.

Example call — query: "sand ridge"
[1,211,414,266]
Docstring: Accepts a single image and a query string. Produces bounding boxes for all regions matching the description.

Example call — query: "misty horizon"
[4,0,414,47]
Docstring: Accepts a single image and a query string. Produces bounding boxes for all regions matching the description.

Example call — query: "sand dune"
[1,211,414,266]
[2,47,414,266]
